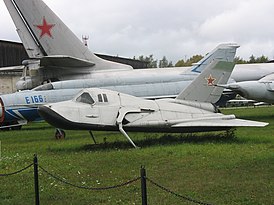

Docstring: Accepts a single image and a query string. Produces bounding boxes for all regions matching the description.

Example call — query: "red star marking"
[205,74,216,86]
[35,17,55,38]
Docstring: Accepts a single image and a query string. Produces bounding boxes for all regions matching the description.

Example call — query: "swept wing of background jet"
[38,59,268,148]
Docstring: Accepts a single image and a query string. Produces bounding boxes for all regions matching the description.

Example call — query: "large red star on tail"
[35,17,55,38]
[205,74,216,86]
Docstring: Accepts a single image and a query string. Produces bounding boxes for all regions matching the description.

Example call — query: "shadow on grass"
[91,130,239,150]
[21,125,53,131]
[48,129,242,152]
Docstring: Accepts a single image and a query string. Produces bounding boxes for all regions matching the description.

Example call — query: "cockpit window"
[32,83,53,91]
[76,92,95,104]
[98,94,108,103]
[103,94,108,102]
[98,94,103,102]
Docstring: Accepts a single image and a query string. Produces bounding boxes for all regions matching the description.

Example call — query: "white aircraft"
[38,59,268,148]
[3,0,274,91]
[220,73,274,103]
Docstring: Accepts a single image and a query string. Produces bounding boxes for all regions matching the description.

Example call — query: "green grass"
[0,106,273,204]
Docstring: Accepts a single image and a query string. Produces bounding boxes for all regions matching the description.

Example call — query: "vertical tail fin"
[191,43,239,73]
[4,0,132,70]
[176,44,239,103]
[3,0,44,58]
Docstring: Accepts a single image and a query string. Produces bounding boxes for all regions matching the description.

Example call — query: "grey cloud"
[0,0,273,62]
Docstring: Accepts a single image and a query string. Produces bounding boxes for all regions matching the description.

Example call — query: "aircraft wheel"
[55,129,66,139]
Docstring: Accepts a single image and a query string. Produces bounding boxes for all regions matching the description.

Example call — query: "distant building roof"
[0,40,148,69]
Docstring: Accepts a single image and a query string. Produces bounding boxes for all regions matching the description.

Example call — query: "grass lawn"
[0,106,273,204]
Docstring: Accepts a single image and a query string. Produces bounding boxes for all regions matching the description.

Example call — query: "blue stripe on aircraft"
[4,108,41,122]
[191,53,213,73]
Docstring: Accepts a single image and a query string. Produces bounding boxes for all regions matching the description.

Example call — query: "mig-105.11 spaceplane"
[38,59,268,148]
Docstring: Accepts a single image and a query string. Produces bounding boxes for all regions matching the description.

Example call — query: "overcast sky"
[1,0,274,63]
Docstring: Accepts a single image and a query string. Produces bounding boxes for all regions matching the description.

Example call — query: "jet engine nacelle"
[238,81,274,103]
[222,81,274,103]
[16,76,34,90]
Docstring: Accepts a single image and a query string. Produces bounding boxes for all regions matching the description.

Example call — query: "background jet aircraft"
[0,43,239,131]
[4,0,132,90]
[220,73,274,103]
[0,88,81,130]
[4,0,274,91]
[38,60,268,148]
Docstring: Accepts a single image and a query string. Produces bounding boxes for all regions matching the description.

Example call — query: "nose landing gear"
[55,129,65,139]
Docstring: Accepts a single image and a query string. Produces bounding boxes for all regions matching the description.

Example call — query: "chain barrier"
[39,165,140,190]
[0,163,33,177]
[0,158,214,205]
[146,177,213,205]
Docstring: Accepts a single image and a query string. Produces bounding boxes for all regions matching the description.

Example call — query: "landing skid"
[118,123,139,148]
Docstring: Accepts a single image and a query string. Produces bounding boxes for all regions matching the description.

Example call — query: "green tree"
[256,55,269,63]
[175,55,203,67]
[249,55,256,63]
[234,56,247,64]
[138,55,157,68]
[159,56,173,68]
[247,55,269,63]
[175,59,185,67]
[167,61,173,67]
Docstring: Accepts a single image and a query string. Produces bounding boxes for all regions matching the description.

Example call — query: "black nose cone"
[38,106,72,130]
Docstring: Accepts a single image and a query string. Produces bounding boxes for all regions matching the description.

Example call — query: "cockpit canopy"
[76,92,95,105]
[32,83,53,91]
[74,90,109,105]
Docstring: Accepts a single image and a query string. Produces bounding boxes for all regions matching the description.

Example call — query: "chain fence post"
[33,154,40,205]
[140,166,148,205]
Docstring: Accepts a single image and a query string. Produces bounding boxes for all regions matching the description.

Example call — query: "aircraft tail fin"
[176,56,237,103]
[3,0,43,58]
[4,0,132,70]
[191,43,239,73]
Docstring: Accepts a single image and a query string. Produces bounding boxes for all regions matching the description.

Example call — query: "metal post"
[140,166,148,205]
[33,154,40,205]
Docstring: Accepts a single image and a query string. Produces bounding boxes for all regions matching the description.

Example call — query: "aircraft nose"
[38,105,58,125]
[38,105,72,130]
[0,97,5,123]
[227,83,240,90]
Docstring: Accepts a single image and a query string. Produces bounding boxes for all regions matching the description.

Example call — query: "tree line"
[134,54,271,68]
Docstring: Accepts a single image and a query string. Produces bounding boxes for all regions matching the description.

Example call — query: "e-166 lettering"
[25,95,44,104]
